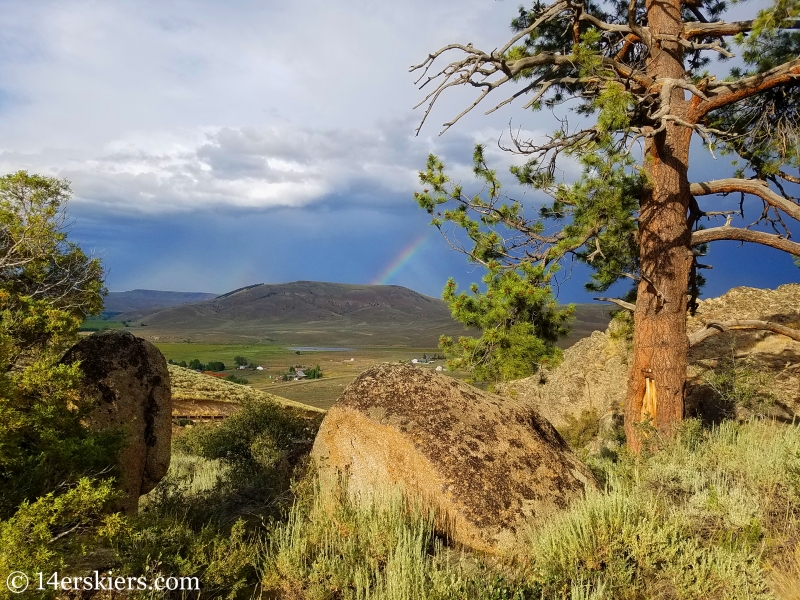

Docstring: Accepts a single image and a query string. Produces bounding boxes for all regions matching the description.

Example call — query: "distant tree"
[178,360,187,368]
[206,361,225,372]
[305,365,323,379]
[189,358,204,371]
[234,355,248,367]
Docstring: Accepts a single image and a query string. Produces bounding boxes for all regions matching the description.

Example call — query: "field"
[154,343,445,410]
[78,318,129,332]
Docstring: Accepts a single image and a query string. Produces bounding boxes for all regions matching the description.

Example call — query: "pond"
[288,347,356,352]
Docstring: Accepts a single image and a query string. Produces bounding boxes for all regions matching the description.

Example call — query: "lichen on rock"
[311,363,598,553]
[61,330,172,514]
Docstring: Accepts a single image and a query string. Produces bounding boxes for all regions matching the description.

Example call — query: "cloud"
[0,0,577,216]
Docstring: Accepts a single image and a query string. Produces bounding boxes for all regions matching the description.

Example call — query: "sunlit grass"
[263,419,800,599]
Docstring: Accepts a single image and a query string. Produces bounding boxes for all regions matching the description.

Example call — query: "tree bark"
[624,0,693,452]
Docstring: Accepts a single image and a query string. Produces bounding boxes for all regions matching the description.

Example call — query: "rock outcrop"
[500,324,631,429]
[500,284,800,427]
[61,330,172,513]
[311,363,598,553]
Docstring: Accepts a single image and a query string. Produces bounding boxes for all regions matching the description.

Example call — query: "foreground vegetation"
[7,409,791,600]
[260,418,800,599]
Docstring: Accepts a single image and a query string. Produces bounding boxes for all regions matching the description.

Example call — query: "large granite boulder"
[61,331,171,513]
[311,363,598,553]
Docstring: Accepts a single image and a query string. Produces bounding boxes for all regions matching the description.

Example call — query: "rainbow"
[371,234,428,285]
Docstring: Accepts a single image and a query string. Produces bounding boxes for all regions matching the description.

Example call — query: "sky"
[0,0,796,303]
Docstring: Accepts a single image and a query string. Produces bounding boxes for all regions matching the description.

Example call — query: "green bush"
[700,352,777,419]
[557,409,601,450]
[0,478,121,599]
[177,399,316,477]
[103,400,323,599]
[105,513,260,600]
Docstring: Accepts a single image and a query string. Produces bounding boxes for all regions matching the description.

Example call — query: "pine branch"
[682,19,800,38]
[691,57,800,119]
[594,297,635,311]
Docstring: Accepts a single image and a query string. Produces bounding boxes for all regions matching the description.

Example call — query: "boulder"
[61,330,172,513]
[311,363,598,553]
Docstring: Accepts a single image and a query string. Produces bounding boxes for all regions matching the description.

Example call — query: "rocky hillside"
[500,284,800,427]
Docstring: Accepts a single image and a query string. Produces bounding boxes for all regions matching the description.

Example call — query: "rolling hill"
[105,289,218,320]
[121,281,612,348]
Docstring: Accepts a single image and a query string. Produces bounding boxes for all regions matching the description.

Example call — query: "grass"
[155,343,288,366]
[160,343,446,410]
[168,364,326,413]
[79,318,128,331]
[262,419,800,599]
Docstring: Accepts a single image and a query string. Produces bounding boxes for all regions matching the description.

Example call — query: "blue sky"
[1,0,796,303]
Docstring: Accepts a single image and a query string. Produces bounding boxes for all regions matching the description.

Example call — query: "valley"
[95,282,614,409]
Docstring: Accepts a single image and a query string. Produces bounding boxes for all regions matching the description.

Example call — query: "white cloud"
[0,0,578,214]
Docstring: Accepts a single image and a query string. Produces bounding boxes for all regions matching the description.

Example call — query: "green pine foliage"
[0,172,117,517]
[0,172,126,595]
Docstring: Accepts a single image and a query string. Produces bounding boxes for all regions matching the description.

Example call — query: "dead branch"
[691,226,800,256]
[690,179,800,223]
[594,297,636,311]
[682,19,800,38]
[690,57,800,119]
[689,320,800,346]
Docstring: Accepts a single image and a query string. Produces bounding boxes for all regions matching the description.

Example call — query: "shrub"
[557,408,601,450]
[516,419,800,598]
[0,478,121,599]
[700,352,777,419]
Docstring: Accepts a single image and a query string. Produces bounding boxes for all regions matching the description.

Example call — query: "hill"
[127,281,469,346]
[130,281,612,347]
[168,364,325,414]
[104,289,218,319]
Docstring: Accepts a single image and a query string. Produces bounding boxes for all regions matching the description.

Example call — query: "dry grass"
[168,364,325,413]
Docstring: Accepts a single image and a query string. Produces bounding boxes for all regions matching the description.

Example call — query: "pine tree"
[412,0,800,450]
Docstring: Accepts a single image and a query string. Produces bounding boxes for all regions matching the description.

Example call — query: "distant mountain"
[125,281,465,346]
[123,281,612,348]
[104,289,218,319]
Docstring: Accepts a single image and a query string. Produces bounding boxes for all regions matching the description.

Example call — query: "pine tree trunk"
[624,0,694,452]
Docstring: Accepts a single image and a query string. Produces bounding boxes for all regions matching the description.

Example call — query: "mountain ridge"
[105,289,218,318]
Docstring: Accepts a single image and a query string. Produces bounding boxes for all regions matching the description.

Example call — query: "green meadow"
[153,342,443,409]
[79,318,128,331]
[153,342,289,367]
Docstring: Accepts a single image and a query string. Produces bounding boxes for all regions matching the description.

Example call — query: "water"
[288,347,356,352]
